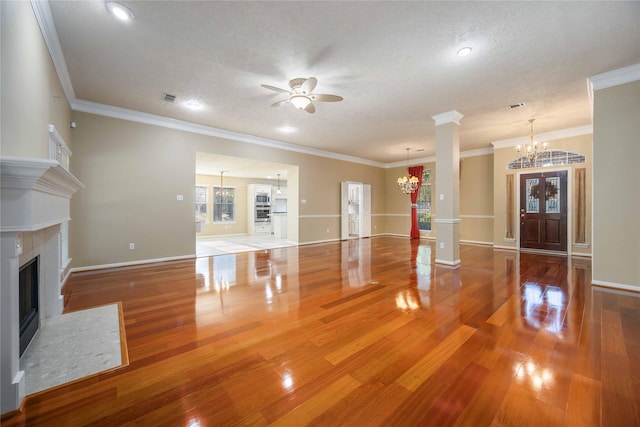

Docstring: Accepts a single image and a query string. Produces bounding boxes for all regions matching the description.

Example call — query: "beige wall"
[460,154,494,244]
[593,80,640,288]
[0,1,72,158]
[69,112,388,267]
[493,134,593,254]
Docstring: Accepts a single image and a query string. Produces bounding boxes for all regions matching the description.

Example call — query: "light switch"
[439,194,444,201]
[176,195,184,201]
[301,199,307,204]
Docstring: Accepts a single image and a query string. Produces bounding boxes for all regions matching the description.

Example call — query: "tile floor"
[196,234,295,257]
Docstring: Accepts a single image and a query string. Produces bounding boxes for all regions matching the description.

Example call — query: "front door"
[520,171,567,252]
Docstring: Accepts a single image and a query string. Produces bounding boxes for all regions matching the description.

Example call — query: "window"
[195,185,208,222]
[213,186,235,223]
[508,149,585,169]
[417,169,432,231]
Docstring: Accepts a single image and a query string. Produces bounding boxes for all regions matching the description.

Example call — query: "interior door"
[520,171,567,252]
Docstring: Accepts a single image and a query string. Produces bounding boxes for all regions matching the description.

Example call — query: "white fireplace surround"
[1,156,83,414]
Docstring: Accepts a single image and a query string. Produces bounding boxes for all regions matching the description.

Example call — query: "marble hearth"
[1,156,83,414]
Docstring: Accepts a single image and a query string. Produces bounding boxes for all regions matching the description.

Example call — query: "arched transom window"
[508,149,586,170]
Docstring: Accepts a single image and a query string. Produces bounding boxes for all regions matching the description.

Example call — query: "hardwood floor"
[4,237,640,426]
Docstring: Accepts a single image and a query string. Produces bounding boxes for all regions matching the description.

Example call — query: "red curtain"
[408,165,423,239]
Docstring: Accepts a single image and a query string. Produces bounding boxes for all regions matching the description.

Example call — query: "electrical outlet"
[326,228,330,233]
[176,195,184,201]
[129,243,135,250]
[439,242,444,249]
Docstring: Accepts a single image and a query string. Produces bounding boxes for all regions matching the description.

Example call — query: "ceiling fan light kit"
[261,77,343,114]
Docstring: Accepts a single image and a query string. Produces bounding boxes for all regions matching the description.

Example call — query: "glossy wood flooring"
[5,237,640,426]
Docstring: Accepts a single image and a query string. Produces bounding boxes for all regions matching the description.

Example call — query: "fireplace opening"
[19,256,39,357]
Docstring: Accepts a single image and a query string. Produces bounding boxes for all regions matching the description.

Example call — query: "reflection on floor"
[196,234,295,257]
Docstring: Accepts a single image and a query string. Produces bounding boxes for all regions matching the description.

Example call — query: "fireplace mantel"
[0,157,84,232]
[1,156,83,414]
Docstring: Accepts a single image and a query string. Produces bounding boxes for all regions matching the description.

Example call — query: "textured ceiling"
[48,1,640,166]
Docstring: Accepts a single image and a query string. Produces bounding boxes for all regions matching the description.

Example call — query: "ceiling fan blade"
[304,102,316,114]
[270,99,289,107]
[261,84,291,94]
[311,94,343,102]
[300,77,317,95]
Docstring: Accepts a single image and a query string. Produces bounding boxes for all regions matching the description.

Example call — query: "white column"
[432,110,463,267]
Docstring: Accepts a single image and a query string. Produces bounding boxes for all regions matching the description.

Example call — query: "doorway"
[340,182,371,240]
[519,171,568,252]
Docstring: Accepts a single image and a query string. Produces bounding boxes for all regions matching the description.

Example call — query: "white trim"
[588,63,640,92]
[69,254,196,273]
[494,245,517,251]
[573,243,590,249]
[461,147,493,158]
[571,252,592,258]
[503,238,516,243]
[592,280,640,293]
[384,233,410,238]
[434,218,461,224]
[432,110,464,126]
[60,267,73,290]
[298,214,342,219]
[459,215,494,219]
[30,0,75,102]
[1,218,71,233]
[297,238,341,246]
[435,258,461,267]
[72,99,386,168]
[385,148,492,168]
[460,239,493,246]
[491,125,593,149]
[385,155,436,168]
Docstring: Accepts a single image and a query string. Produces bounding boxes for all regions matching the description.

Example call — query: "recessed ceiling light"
[184,100,204,111]
[278,126,297,133]
[457,47,472,57]
[106,1,134,22]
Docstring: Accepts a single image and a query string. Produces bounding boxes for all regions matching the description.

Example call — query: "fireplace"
[19,256,39,357]
[1,141,84,414]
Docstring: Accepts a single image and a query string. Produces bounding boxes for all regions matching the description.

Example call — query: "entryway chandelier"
[397,148,419,194]
[517,119,548,164]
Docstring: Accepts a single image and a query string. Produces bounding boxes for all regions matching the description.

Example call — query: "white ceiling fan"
[261,77,343,114]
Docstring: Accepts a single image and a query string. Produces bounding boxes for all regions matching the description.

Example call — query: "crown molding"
[588,63,640,92]
[491,125,593,149]
[71,99,386,168]
[31,0,75,103]
[432,110,464,126]
[461,147,493,158]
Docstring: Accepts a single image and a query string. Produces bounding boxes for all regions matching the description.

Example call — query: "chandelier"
[216,171,230,199]
[397,148,420,194]
[517,119,548,163]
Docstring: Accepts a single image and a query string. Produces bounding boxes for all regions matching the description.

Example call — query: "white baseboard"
[69,254,196,274]
[460,239,493,246]
[591,280,640,293]
[493,245,517,251]
[435,258,461,267]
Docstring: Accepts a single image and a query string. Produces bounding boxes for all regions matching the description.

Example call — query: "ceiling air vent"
[506,102,526,110]
[163,93,176,103]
